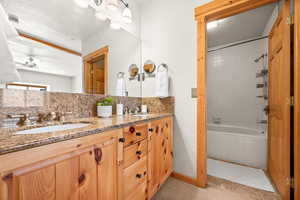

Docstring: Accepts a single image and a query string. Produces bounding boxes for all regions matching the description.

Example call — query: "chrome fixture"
[254,53,268,63]
[129,62,169,82]
[7,114,32,126]
[74,0,132,30]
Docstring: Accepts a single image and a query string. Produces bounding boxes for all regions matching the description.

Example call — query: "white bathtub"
[207,124,267,169]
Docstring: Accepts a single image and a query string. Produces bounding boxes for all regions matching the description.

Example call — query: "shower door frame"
[194,0,299,199]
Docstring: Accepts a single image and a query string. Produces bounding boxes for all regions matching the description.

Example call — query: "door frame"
[294,0,300,198]
[83,46,109,95]
[194,0,298,193]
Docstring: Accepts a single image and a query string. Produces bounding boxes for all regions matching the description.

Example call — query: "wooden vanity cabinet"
[119,117,173,200]
[0,129,121,200]
[0,117,173,200]
[147,117,173,199]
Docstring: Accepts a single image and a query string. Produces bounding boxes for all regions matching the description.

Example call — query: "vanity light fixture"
[122,6,132,24]
[95,11,108,21]
[110,20,121,30]
[106,0,119,10]
[74,0,90,8]
[74,0,132,29]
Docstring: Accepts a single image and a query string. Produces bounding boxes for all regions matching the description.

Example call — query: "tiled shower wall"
[0,89,174,127]
[207,39,268,131]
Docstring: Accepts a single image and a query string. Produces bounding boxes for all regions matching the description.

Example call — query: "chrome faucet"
[7,114,32,126]
[45,112,57,122]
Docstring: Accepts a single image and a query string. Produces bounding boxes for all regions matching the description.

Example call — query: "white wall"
[140,0,212,178]
[207,39,267,130]
[17,70,73,92]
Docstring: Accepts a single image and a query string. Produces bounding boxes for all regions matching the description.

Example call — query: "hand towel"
[155,68,169,98]
[115,77,126,96]
[0,4,20,83]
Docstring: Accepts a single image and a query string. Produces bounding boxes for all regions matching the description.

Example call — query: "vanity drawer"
[124,181,147,200]
[123,123,148,146]
[123,156,147,198]
[124,139,148,168]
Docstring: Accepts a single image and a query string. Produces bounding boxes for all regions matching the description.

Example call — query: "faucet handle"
[135,106,141,114]
[57,112,72,121]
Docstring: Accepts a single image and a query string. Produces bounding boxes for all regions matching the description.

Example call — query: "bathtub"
[207,124,267,169]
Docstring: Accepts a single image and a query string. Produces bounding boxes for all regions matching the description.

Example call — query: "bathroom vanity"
[0,114,173,200]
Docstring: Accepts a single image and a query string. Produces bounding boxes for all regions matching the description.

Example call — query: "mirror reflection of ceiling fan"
[16,55,39,69]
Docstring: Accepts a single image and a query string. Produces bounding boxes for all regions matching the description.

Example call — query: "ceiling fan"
[16,55,38,69]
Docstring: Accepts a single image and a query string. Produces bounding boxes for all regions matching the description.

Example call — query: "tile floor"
[153,177,280,200]
[207,158,275,192]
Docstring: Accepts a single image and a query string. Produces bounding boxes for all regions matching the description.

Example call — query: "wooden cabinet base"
[0,116,173,200]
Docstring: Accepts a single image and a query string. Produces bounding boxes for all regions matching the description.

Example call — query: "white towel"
[115,77,126,96]
[0,4,20,83]
[155,68,169,98]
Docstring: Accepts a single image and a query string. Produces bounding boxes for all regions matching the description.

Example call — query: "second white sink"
[15,123,91,135]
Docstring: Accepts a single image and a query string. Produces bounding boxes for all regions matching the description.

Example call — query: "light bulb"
[110,21,121,30]
[122,7,132,24]
[95,11,107,21]
[106,0,119,10]
[74,0,89,8]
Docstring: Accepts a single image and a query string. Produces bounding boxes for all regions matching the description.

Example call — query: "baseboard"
[171,171,198,186]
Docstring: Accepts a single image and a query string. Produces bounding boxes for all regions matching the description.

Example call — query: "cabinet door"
[56,157,79,200]
[79,150,98,200]
[2,138,118,200]
[15,165,56,200]
[161,117,173,183]
[147,120,161,199]
[96,138,118,200]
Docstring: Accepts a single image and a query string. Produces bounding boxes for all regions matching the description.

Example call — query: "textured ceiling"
[207,3,277,48]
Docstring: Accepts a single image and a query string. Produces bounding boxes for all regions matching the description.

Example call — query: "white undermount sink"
[132,114,151,117]
[15,123,91,135]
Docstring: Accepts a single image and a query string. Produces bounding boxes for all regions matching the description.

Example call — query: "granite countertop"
[0,113,172,155]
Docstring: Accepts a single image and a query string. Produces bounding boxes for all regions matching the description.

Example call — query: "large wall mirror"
[0,0,142,97]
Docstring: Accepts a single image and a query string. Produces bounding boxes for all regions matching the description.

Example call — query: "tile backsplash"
[0,89,174,127]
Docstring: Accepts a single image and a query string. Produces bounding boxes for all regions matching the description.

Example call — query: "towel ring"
[157,63,168,72]
[117,72,125,79]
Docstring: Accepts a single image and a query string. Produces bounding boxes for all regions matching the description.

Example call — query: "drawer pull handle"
[136,132,142,136]
[149,128,153,132]
[136,174,142,178]
[78,173,86,185]
[119,138,125,143]
[129,127,135,133]
[94,147,102,165]
[136,151,142,155]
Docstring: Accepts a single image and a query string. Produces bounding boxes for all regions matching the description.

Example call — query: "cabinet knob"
[94,147,102,165]
[129,127,135,133]
[136,174,142,178]
[136,151,142,155]
[119,138,125,143]
[136,132,142,136]
[78,173,86,185]
[148,128,153,132]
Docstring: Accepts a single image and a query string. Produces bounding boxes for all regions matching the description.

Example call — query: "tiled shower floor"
[207,158,275,192]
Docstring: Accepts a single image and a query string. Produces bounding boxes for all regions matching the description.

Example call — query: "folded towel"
[155,67,169,98]
[115,77,126,96]
[0,4,20,83]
